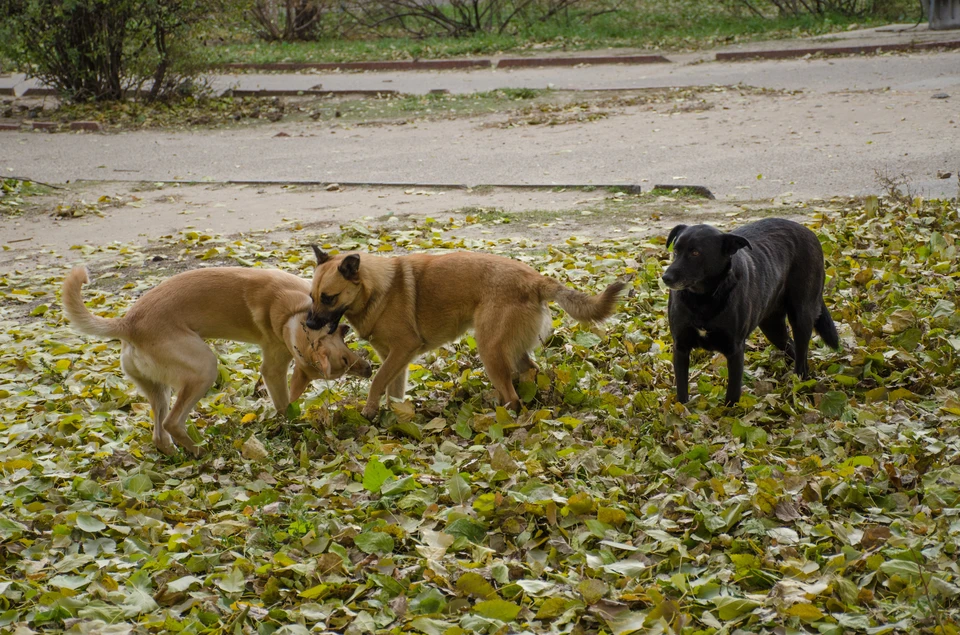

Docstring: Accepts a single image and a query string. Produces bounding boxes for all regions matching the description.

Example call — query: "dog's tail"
[543,278,626,323]
[61,267,125,339]
[815,299,840,349]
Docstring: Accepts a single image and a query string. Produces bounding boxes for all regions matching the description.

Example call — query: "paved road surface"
[3,51,958,200]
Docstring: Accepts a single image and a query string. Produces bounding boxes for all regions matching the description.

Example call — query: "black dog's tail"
[815,299,840,349]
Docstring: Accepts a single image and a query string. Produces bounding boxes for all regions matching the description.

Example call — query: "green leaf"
[362,456,393,493]
[123,474,153,494]
[573,331,601,348]
[410,588,447,615]
[75,514,106,533]
[354,531,395,555]
[820,391,848,418]
[166,576,203,593]
[445,517,487,543]
[457,572,498,600]
[712,596,760,621]
[446,474,472,505]
[216,567,246,594]
[473,599,521,621]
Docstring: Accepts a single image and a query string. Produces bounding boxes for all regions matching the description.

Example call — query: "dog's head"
[305,245,364,331]
[294,322,372,380]
[662,224,751,292]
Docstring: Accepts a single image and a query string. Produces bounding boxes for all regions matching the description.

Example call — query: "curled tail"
[815,299,840,349]
[61,267,125,339]
[543,278,626,323]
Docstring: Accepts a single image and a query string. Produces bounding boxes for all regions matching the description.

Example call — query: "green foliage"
[1,196,960,631]
[0,0,215,102]
[205,0,920,64]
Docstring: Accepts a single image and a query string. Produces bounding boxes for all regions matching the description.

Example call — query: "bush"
[0,0,214,102]
[722,0,914,18]
[345,0,621,38]
[250,0,335,41]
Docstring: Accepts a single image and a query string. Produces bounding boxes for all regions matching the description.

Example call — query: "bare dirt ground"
[0,179,825,272]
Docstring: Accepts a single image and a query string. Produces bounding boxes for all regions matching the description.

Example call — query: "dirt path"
[0,180,823,271]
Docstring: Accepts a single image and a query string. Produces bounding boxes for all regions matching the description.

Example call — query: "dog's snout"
[662,269,677,285]
[305,313,326,331]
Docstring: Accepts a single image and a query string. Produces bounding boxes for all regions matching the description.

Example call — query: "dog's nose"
[305,314,326,331]
[662,270,677,285]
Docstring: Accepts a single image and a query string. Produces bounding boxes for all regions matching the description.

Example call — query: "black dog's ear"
[666,225,688,249]
[311,245,330,265]
[722,234,751,255]
[338,254,361,282]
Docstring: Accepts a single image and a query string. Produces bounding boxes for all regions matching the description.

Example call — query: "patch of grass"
[204,0,919,65]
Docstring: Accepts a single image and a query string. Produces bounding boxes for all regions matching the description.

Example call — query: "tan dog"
[305,248,624,419]
[62,266,372,456]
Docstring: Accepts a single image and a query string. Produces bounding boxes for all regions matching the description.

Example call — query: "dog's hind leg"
[758,313,796,361]
[786,309,815,378]
[155,336,219,457]
[121,345,173,455]
[475,304,544,412]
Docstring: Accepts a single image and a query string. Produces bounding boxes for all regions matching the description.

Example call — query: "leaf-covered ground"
[1,197,959,634]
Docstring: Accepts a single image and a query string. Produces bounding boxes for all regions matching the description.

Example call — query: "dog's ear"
[722,234,751,255]
[314,349,332,378]
[338,254,361,282]
[666,225,688,249]
[311,245,330,265]
[338,323,351,338]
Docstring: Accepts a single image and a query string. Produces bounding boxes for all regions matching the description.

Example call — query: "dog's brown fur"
[306,249,624,418]
[62,266,371,456]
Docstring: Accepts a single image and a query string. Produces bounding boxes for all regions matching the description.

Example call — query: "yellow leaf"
[241,413,256,424]
[55,359,71,371]
[786,603,824,621]
[598,506,627,527]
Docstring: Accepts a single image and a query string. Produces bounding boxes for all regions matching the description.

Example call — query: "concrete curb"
[215,59,493,72]
[21,87,58,97]
[716,39,960,60]
[212,55,671,73]
[224,88,399,98]
[497,54,670,68]
[75,178,680,196]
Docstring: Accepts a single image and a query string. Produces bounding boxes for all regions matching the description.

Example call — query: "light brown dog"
[62,266,372,456]
[305,248,624,419]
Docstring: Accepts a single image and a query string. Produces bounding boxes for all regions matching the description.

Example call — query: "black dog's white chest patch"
[697,328,709,337]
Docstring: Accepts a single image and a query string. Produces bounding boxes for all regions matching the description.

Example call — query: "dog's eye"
[690,250,700,257]
[320,293,338,306]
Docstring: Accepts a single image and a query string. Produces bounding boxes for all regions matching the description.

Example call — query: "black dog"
[662,218,840,405]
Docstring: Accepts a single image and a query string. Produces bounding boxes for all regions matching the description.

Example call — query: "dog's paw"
[361,405,379,421]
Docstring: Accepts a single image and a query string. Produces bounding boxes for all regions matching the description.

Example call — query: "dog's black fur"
[662,218,840,405]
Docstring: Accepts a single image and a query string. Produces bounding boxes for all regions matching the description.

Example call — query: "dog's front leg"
[673,346,691,403]
[362,345,417,420]
[261,349,293,415]
[724,346,745,406]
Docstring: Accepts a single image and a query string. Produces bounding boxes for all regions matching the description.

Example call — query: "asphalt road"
[3,51,959,200]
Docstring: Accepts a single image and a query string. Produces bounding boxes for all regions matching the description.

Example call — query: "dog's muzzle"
[662,269,684,290]
[305,309,344,333]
